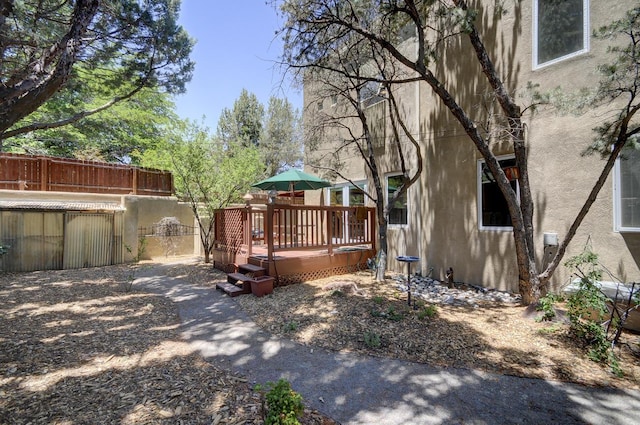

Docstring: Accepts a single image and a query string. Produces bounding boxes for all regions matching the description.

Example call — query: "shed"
[0,200,125,272]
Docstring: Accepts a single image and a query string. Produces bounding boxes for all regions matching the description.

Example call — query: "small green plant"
[284,321,298,332]
[363,331,381,348]
[372,295,385,304]
[417,304,437,320]
[255,379,304,425]
[564,248,621,375]
[536,293,563,322]
[0,244,8,257]
[137,236,148,261]
[370,306,405,321]
[124,237,147,262]
[121,269,136,292]
[385,306,404,322]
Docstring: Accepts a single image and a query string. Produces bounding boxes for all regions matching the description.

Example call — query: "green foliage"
[261,97,303,175]
[5,71,180,163]
[1,0,194,141]
[417,304,438,320]
[0,245,8,257]
[216,90,303,176]
[385,306,405,322]
[370,306,405,322]
[141,119,264,261]
[372,295,385,305]
[217,89,265,148]
[363,331,381,348]
[284,321,299,332]
[564,249,620,374]
[125,237,148,263]
[256,379,304,425]
[535,293,563,322]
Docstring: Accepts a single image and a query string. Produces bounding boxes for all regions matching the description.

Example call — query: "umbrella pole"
[289,182,294,204]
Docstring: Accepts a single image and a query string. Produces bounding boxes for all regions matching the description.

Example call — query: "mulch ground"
[1,257,639,425]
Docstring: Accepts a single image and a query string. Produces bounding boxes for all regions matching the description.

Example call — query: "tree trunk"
[375,219,388,281]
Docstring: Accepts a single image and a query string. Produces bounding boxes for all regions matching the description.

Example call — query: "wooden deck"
[211,203,376,285]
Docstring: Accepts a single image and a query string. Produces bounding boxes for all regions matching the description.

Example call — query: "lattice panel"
[214,208,245,253]
[275,261,369,286]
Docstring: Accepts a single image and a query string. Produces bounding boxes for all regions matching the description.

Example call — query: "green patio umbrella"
[251,169,331,196]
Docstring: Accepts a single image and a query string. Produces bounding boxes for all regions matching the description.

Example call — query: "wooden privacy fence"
[213,204,376,260]
[0,153,173,196]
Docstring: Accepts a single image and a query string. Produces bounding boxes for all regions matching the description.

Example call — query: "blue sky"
[174,1,302,131]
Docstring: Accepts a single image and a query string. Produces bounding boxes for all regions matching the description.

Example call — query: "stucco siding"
[303,1,640,293]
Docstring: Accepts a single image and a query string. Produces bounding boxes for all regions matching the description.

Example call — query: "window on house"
[615,148,640,231]
[478,157,519,230]
[534,0,588,67]
[328,184,366,206]
[387,175,408,225]
[316,99,323,111]
[331,94,338,106]
[349,186,365,206]
[329,187,343,206]
[360,78,386,108]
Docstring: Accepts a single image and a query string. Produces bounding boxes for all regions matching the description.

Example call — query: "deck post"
[326,208,333,255]
[244,205,253,257]
[369,208,376,252]
[266,203,274,262]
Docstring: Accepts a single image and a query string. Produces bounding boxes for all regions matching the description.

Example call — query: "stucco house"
[302,1,640,294]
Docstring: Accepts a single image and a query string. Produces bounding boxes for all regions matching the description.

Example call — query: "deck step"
[238,263,266,277]
[227,272,252,284]
[216,282,250,297]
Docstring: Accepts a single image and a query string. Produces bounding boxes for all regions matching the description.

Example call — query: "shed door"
[0,211,64,272]
[63,213,115,269]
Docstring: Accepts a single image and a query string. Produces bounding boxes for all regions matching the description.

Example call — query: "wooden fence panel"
[0,153,172,196]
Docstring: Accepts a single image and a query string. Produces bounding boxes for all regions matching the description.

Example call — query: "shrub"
[564,249,622,375]
[418,304,437,320]
[256,379,304,425]
[284,321,298,332]
[363,331,381,348]
[535,293,563,322]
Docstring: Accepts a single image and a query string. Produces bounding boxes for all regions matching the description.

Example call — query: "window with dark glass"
[617,149,640,230]
[479,158,519,229]
[387,175,407,225]
[536,0,587,66]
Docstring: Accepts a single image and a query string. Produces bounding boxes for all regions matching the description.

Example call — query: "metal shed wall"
[0,211,123,272]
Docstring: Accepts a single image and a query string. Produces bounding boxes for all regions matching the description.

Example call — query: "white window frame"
[477,155,519,232]
[532,0,590,69]
[326,181,367,207]
[614,151,640,232]
[386,174,409,227]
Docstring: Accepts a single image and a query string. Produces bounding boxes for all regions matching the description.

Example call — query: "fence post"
[132,168,138,195]
[369,208,376,252]
[40,156,48,191]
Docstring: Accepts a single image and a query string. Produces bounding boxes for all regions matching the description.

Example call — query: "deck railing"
[213,204,376,261]
[0,153,173,196]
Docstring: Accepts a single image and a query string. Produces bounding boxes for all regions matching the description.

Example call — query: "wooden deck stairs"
[216,263,268,297]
